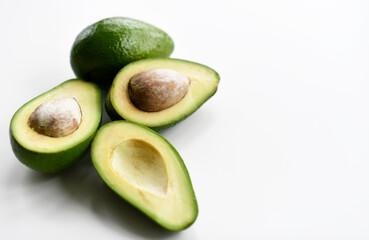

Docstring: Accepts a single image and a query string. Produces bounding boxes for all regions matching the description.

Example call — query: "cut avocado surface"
[70,17,174,87]
[10,79,101,173]
[106,58,220,130]
[91,121,198,231]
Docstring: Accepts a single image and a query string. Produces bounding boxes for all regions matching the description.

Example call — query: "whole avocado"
[70,17,174,87]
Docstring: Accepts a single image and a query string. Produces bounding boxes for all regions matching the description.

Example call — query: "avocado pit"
[28,97,82,138]
[128,69,190,112]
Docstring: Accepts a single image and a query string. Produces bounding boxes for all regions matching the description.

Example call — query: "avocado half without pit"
[91,121,198,231]
[10,79,102,173]
[106,58,220,130]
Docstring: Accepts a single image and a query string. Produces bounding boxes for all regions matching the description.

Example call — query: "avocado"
[105,58,220,131]
[70,17,174,88]
[10,79,101,173]
[91,121,198,231]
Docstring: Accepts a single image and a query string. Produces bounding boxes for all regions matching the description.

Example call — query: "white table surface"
[1,0,369,239]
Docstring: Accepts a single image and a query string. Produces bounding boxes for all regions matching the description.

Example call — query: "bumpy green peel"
[70,17,174,87]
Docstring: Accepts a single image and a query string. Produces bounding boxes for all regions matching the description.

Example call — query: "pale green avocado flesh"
[10,79,102,173]
[91,121,198,231]
[106,58,220,131]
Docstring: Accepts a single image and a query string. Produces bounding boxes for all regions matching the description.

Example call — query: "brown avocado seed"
[128,69,190,112]
[28,97,82,138]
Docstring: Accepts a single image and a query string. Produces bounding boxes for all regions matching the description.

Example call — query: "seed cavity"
[128,69,190,112]
[28,97,82,138]
[111,139,168,197]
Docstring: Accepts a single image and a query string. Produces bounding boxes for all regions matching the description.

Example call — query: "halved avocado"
[10,79,101,173]
[91,121,198,231]
[105,58,220,131]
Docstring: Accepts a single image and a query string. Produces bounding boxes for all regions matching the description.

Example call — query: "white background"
[1,0,369,239]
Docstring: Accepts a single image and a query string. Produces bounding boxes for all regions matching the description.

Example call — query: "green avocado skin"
[70,17,174,88]
[105,93,123,122]
[9,131,94,173]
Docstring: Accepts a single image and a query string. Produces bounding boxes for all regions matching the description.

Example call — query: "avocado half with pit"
[91,121,198,231]
[10,79,101,173]
[105,58,220,131]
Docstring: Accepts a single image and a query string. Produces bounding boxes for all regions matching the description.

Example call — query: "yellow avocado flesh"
[11,80,101,153]
[91,121,198,230]
[110,58,219,128]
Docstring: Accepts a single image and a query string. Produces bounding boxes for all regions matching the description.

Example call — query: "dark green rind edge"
[91,121,198,231]
[9,79,102,173]
[9,131,95,173]
[105,92,123,121]
[105,58,220,131]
